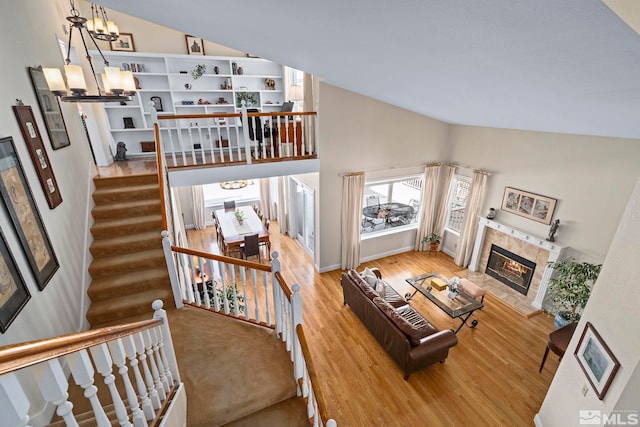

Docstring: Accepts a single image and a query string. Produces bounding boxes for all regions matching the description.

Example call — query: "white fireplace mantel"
[468,217,567,309]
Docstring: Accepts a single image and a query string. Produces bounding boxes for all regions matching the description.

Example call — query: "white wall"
[447,126,640,263]
[0,0,95,345]
[76,0,246,57]
[537,176,640,425]
[317,83,451,271]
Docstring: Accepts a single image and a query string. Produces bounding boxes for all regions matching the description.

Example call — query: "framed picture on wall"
[0,136,59,290]
[574,322,620,400]
[501,187,557,224]
[0,230,31,333]
[12,105,63,209]
[27,66,71,150]
[111,33,135,52]
[185,35,205,55]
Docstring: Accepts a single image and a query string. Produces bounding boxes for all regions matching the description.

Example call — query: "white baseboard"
[533,413,543,427]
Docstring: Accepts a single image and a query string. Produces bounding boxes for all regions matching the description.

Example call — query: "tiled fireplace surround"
[467,218,567,315]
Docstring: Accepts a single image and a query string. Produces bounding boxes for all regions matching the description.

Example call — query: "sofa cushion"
[360,267,379,287]
[373,297,437,346]
[381,285,408,308]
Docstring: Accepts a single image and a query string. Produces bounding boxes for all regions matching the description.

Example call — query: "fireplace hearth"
[485,244,536,295]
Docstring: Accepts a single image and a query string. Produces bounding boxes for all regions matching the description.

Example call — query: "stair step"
[89,248,166,279]
[93,173,158,189]
[90,214,163,239]
[93,183,160,204]
[88,268,170,301]
[90,231,163,258]
[86,288,175,326]
[222,396,309,427]
[92,198,161,220]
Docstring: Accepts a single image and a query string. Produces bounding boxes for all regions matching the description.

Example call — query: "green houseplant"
[422,233,442,251]
[547,258,602,327]
[204,282,245,313]
[234,208,245,224]
[236,91,258,107]
[192,64,206,79]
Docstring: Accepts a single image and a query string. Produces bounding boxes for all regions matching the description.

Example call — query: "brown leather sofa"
[341,268,458,379]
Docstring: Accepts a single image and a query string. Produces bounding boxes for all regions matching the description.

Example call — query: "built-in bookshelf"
[91,50,284,156]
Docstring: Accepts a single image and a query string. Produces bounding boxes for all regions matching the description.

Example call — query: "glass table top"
[405,272,483,318]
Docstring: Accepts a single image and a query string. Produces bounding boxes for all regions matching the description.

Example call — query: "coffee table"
[405,273,483,334]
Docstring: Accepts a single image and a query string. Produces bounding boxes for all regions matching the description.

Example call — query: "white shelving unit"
[91,50,285,156]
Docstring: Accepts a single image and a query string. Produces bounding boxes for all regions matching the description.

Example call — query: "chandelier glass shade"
[43,0,134,103]
[87,3,119,41]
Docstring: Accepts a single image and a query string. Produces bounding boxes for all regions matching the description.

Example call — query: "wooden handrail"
[0,319,161,376]
[171,245,272,272]
[154,123,168,231]
[247,111,317,118]
[296,324,331,425]
[156,112,241,120]
[274,271,292,301]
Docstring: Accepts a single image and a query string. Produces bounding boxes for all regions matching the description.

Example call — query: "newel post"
[162,231,184,309]
[240,102,253,164]
[290,284,304,380]
[153,300,181,383]
[271,252,283,337]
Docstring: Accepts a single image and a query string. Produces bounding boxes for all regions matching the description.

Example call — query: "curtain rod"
[449,163,492,176]
[339,163,437,176]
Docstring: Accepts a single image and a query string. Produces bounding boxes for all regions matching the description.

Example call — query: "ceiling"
[96,0,640,139]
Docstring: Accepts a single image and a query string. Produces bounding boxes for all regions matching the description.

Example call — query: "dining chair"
[366,195,380,207]
[224,200,236,211]
[242,233,261,262]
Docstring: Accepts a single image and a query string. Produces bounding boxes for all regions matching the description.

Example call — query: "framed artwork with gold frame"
[0,229,31,333]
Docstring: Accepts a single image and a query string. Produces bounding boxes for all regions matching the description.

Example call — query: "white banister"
[90,344,133,427]
[149,328,170,395]
[134,333,161,410]
[123,335,155,421]
[39,359,78,427]
[0,373,31,427]
[153,300,181,383]
[67,350,110,427]
[240,103,253,164]
[109,339,146,427]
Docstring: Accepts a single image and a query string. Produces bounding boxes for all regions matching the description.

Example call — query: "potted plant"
[236,91,258,107]
[234,209,245,224]
[422,233,442,251]
[547,258,602,328]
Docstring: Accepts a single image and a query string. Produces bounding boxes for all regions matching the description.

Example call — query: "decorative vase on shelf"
[487,208,496,219]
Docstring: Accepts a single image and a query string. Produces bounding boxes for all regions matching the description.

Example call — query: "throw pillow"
[373,278,386,296]
[359,267,378,288]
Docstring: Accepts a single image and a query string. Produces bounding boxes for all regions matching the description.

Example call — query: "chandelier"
[43,0,134,103]
[86,3,119,41]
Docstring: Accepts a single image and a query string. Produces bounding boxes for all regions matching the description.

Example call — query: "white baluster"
[326,419,337,427]
[162,231,185,309]
[251,269,260,323]
[67,350,110,426]
[134,333,161,410]
[262,270,271,326]
[149,328,170,394]
[153,325,174,386]
[90,344,133,427]
[109,339,146,427]
[271,252,283,337]
[142,330,166,402]
[0,372,31,427]
[153,300,181,383]
[291,285,304,379]
[123,335,155,421]
[38,359,77,427]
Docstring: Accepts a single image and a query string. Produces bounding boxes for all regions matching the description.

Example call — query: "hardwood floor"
[187,222,558,427]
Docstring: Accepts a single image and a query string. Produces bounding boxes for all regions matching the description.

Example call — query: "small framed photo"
[186,35,205,55]
[501,187,557,224]
[111,33,135,52]
[574,322,620,400]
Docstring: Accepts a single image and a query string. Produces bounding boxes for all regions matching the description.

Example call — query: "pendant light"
[43,0,134,103]
[86,3,119,41]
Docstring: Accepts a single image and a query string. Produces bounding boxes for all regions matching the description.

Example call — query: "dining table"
[214,205,270,257]
[362,202,415,228]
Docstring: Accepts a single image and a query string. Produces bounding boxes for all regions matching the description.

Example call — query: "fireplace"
[485,244,536,295]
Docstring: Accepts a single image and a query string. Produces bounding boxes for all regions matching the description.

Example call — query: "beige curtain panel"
[434,164,456,239]
[191,185,206,230]
[454,170,488,266]
[341,173,365,270]
[414,164,441,250]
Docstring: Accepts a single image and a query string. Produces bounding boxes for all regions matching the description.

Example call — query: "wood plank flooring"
[187,222,558,427]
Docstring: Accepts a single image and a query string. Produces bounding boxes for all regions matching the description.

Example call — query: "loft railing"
[152,106,317,169]
[161,234,336,426]
[0,301,181,427]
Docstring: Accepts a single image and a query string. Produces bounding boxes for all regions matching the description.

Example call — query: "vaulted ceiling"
[97,0,640,138]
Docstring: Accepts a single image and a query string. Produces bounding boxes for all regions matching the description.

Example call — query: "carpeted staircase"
[86,173,174,328]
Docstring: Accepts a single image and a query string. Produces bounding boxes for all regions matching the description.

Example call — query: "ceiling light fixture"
[86,3,119,41]
[43,0,134,103]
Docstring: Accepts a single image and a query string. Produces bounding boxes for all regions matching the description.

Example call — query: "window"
[445,175,471,233]
[203,181,260,206]
[361,175,422,235]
